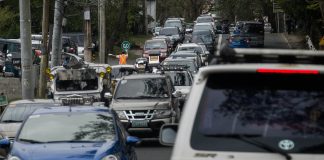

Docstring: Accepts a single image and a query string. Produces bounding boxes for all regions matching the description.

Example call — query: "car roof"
[146,39,165,43]
[178,43,200,47]
[195,23,212,26]
[122,73,167,80]
[9,99,57,105]
[174,51,197,54]
[161,27,179,30]
[165,19,181,22]
[32,106,113,115]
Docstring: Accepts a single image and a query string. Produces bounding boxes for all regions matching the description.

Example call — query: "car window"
[191,73,324,153]
[194,25,212,31]
[0,103,58,123]
[192,33,213,44]
[159,28,179,36]
[164,71,192,86]
[145,41,167,50]
[115,78,170,99]
[164,21,182,28]
[18,112,116,143]
[197,17,213,23]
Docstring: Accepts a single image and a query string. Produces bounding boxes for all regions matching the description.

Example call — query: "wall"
[0,77,22,102]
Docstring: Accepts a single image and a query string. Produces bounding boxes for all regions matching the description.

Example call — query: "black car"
[159,27,184,48]
[191,30,216,54]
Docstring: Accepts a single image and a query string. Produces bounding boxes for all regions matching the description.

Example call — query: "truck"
[47,53,112,106]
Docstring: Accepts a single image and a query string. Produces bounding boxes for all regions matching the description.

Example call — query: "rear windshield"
[197,17,213,23]
[145,41,167,50]
[192,73,324,153]
[243,23,264,34]
[164,21,182,28]
[194,25,212,31]
[159,28,179,36]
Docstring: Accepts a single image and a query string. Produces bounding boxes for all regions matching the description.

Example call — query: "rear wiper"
[1,120,22,123]
[19,138,44,144]
[206,134,292,160]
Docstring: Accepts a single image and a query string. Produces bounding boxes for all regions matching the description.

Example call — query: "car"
[152,35,173,50]
[169,51,203,68]
[229,23,236,33]
[160,48,324,160]
[161,58,199,74]
[63,33,85,58]
[228,34,250,48]
[143,39,171,66]
[196,16,215,28]
[239,21,265,47]
[193,23,216,37]
[109,74,181,138]
[62,36,77,54]
[175,43,210,65]
[191,30,216,54]
[0,99,60,141]
[0,106,140,160]
[185,23,194,34]
[159,27,184,47]
[160,65,193,110]
[164,19,185,35]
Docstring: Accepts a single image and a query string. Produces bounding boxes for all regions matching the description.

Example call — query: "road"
[109,33,291,160]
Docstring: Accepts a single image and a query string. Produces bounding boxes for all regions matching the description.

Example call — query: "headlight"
[8,155,21,160]
[116,111,127,120]
[102,155,119,160]
[154,109,172,119]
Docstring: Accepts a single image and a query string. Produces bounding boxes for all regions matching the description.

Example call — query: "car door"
[116,119,136,159]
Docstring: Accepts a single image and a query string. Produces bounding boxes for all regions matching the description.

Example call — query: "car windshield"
[191,73,324,153]
[197,17,213,23]
[194,25,212,31]
[111,67,136,79]
[164,71,192,86]
[18,113,115,143]
[178,46,203,53]
[162,61,196,72]
[145,41,167,50]
[192,33,213,43]
[159,28,179,36]
[115,78,169,99]
[0,103,58,123]
[56,78,98,91]
[164,21,182,28]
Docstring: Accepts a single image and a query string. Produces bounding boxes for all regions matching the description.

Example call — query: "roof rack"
[161,65,189,71]
[212,47,324,65]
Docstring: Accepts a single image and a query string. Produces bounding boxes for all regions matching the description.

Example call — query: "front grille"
[125,110,154,120]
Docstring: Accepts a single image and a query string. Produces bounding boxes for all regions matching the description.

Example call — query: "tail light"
[143,52,149,58]
[257,68,319,75]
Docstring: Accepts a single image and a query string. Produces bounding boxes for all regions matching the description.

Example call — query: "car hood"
[0,123,22,138]
[111,99,170,110]
[10,140,116,160]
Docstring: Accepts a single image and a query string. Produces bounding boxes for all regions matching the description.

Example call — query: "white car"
[175,43,209,65]
[160,48,324,160]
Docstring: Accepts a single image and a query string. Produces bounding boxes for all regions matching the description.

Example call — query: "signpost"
[121,41,131,52]
[273,0,284,33]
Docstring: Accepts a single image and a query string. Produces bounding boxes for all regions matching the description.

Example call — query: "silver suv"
[110,74,181,137]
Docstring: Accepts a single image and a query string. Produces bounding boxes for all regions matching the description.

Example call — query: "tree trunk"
[319,1,324,21]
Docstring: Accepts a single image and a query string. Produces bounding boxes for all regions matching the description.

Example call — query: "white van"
[160,48,324,160]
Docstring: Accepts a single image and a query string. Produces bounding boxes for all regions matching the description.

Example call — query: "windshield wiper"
[45,140,98,143]
[206,134,292,160]
[1,120,22,123]
[19,138,44,144]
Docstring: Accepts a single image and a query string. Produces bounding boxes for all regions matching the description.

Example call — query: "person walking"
[109,51,128,65]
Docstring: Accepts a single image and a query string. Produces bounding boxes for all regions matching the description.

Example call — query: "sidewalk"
[283,33,307,49]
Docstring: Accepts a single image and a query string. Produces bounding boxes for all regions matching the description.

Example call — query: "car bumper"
[120,117,172,131]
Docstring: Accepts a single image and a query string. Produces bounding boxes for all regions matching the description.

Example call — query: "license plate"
[149,56,159,64]
[138,64,145,68]
[131,120,148,128]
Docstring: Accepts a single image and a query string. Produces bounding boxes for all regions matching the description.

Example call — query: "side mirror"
[172,90,182,98]
[159,124,178,146]
[104,92,113,99]
[126,136,141,146]
[0,138,10,148]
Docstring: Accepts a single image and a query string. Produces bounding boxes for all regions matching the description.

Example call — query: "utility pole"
[19,0,34,99]
[51,0,65,67]
[144,0,148,35]
[98,0,106,63]
[38,0,50,98]
[84,5,92,62]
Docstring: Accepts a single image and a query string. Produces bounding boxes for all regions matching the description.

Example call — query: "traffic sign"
[121,41,131,52]
[0,95,8,106]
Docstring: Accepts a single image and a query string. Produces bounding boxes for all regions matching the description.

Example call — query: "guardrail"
[306,35,317,51]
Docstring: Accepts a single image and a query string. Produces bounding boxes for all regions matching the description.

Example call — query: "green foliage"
[0,6,19,38]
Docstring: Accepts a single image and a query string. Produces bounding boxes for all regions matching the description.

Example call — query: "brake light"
[257,68,319,75]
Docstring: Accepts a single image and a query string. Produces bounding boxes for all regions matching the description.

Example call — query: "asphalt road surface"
[108,33,291,160]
